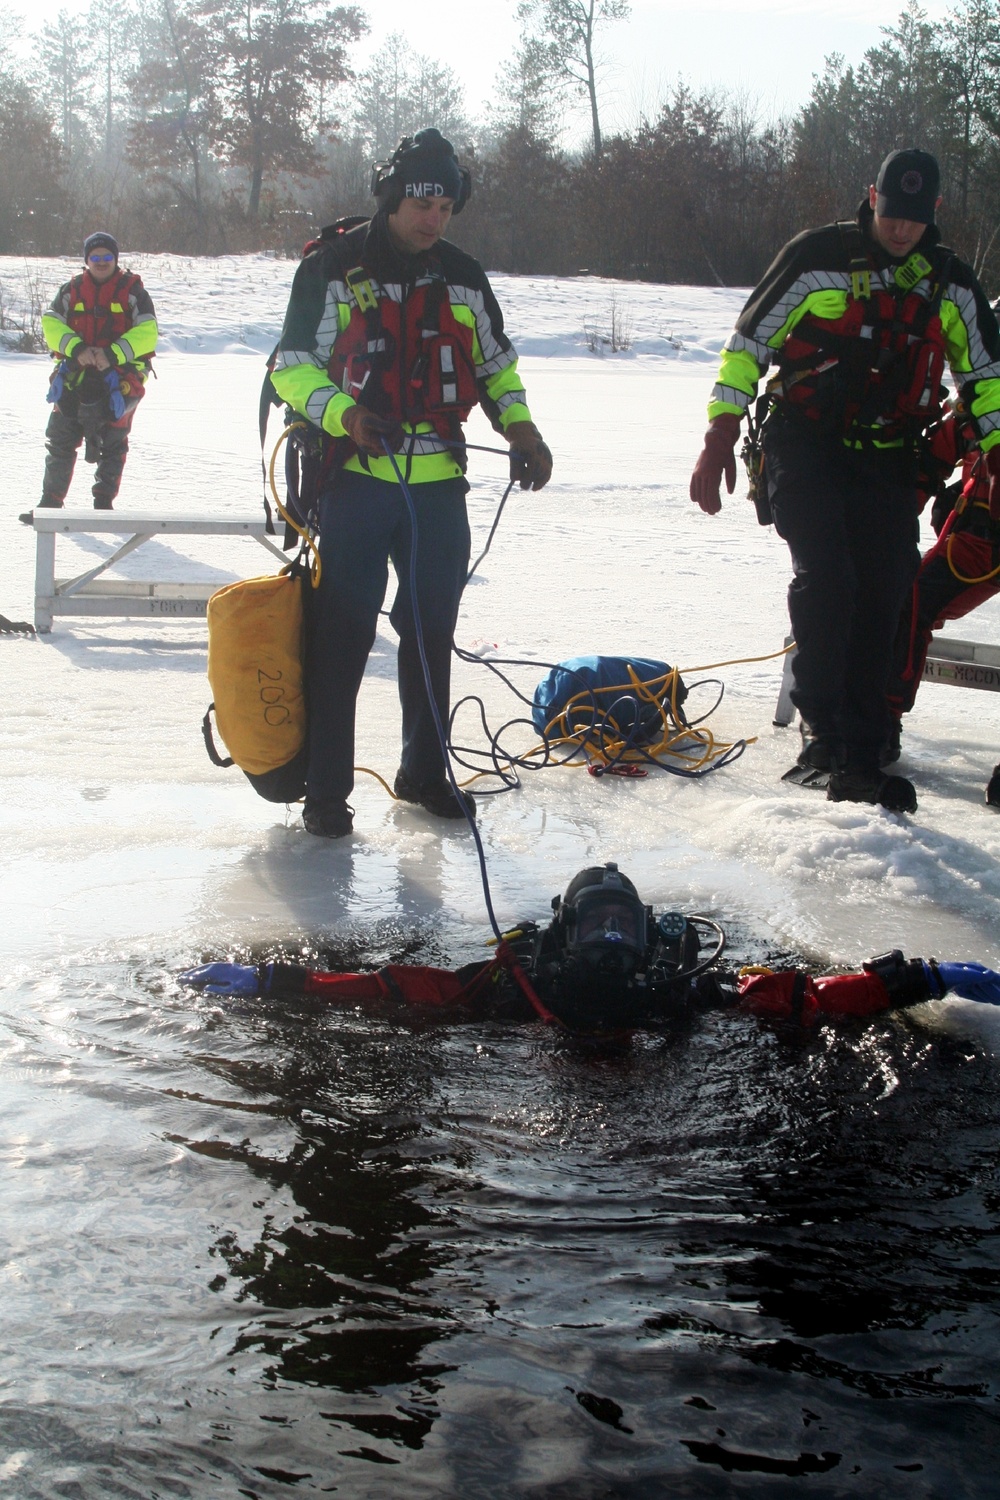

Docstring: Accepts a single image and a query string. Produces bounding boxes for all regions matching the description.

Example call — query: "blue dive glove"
[104,368,126,421]
[925,960,1000,1006]
[178,962,262,997]
[47,362,69,404]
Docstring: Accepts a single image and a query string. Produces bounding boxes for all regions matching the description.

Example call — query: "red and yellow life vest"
[327,271,480,441]
[776,231,952,442]
[66,268,142,350]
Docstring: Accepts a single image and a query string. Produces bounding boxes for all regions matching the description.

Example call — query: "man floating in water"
[180,864,1000,1035]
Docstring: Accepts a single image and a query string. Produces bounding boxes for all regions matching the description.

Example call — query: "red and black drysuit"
[713,202,1000,772]
[886,416,1000,799]
[40,267,157,508]
[888,418,1000,711]
[248,947,940,1032]
[271,214,532,808]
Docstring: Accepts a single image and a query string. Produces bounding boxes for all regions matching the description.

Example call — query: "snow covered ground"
[2,250,1000,997]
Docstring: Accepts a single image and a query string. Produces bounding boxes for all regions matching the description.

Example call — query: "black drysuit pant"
[306,468,471,806]
[764,420,921,768]
[41,383,132,507]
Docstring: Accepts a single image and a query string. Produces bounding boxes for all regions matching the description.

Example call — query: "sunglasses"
[88,253,116,263]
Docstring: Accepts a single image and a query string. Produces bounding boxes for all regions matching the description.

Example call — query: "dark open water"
[2,925,999,1499]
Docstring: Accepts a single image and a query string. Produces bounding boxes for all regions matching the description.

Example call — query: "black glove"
[506,421,553,491]
[930,480,961,537]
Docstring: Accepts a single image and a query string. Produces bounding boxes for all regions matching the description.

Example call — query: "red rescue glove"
[506,421,553,491]
[738,970,819,1024]
[341,404,405,457]
[689,413,740,515]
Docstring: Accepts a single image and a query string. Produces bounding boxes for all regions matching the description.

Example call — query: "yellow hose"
[945,532,1000,585]
[268,422,323,587]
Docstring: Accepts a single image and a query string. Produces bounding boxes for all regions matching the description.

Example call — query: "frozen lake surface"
[1,253,999,1497]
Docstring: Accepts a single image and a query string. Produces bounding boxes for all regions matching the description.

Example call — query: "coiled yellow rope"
[268,423,323,587]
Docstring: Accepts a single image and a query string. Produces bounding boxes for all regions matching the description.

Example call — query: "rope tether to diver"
[266,424,788,803]
[380,436,559,1026]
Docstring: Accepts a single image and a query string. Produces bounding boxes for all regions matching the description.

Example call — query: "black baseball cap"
[874,149,940,224]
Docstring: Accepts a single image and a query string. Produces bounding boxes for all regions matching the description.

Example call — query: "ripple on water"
[0,933,998,1497]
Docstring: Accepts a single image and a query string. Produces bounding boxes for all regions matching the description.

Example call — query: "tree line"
[5,0,1000,295]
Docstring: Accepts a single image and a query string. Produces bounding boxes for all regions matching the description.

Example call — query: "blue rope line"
[381,439,504,943]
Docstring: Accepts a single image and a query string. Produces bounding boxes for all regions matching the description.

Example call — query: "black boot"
[987,764,1000,810]
[394,767,476,821]
[302,798,354,838]
[827,766,917,813]
[880,716,902,767]
[781,722,842,788]
[21,496,64,523]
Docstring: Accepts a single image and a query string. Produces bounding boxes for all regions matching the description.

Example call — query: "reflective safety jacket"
[42,267,158,375]
[710,203,1000,451]
[271,215,532,484]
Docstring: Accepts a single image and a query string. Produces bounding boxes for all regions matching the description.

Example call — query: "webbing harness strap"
[837,221,871,302]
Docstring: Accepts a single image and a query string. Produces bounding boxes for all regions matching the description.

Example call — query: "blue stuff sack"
[532,655,687,742]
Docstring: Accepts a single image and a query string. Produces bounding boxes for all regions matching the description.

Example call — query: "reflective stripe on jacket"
[271,216,531,483]
[42,267,158,370]
[709,204,1000,450]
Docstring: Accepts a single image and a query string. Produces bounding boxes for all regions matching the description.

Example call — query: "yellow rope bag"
[203,568,308,803]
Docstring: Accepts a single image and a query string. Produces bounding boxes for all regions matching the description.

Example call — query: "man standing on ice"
[689,148,1000,813]
[271,128,552,839]
[34,233,158,512]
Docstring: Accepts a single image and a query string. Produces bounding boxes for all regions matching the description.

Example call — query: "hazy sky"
[10,0,954,136]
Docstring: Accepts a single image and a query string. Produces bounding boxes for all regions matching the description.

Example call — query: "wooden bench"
[21,512,289,633]
[774,634,1000,727]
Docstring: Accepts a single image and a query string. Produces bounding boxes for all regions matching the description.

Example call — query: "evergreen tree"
[37,9,94,173]
[352,33,469,160]
[127,0,217,250]
[0,19,65,254]
[194,0,366,221]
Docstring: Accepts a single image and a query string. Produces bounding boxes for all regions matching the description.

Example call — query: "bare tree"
[515,0,629,156]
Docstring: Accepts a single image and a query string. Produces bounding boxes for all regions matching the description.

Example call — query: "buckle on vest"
[851,268,870,301]
[343,355,370,397]
[345,267,377,312]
